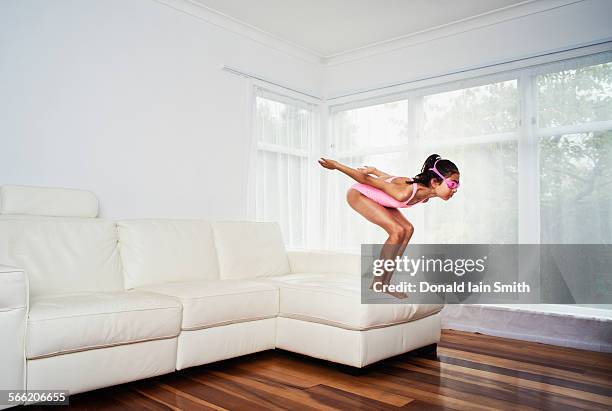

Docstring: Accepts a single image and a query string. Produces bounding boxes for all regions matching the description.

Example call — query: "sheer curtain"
[250,86,318,249]
[534,53,612,315]
[325,100,415,251]
[534,54,612,245]
[420,79,519,244]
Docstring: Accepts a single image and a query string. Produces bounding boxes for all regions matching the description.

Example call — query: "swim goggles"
[429,159,460,190]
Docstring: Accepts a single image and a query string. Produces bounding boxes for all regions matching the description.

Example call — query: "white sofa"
[0,184,443,408]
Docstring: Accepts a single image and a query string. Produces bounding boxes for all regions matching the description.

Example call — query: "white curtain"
[252,86,316,249]
[325,100,414,251]
[535,55,612,244]
[420,79,519,245]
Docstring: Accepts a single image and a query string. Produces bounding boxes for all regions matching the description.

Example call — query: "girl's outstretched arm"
[318,158,409,202]
[319,158,368,183]
[358,166,392,178]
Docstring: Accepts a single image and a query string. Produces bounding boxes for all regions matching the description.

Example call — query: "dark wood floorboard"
[21,330,612,410]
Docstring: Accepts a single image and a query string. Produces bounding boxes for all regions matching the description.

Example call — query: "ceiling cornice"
[154,0,585,67]
[153,0,324,65]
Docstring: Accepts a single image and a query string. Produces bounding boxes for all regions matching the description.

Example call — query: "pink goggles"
[429,159,459,190]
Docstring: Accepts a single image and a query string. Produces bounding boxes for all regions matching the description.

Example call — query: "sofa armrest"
[286,249,361,275]
[0,264,28,409]
[0,264,28,310]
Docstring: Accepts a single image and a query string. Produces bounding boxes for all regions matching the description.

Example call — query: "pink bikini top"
[385,176,428,206]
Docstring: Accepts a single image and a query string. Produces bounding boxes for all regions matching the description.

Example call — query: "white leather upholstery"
[0,264,28,310]
[211,221,291,279]
[117,219,220,289]
[0,185,98,218]
[265,273,444,330]
[0,216,124,297]
[276,314,441,367]
[177,318,276,370]
[286,249,361,275]
[26,291,182,359]
[27,338,177,395]
[137,280,278,330]
[0,265,27,409]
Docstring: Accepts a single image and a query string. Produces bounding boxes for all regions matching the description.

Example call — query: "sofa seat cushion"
[26,291,182,359]
[137,280,279,330]
[262,273,443,331]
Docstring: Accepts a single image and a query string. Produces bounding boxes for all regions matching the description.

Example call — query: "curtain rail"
[222,66,323,101]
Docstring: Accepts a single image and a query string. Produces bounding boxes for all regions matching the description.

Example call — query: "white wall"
[323,0,612,99]
[0,0,321,219]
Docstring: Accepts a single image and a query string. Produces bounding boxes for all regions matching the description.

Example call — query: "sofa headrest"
[211,220,291,279]
[0,185,99,218]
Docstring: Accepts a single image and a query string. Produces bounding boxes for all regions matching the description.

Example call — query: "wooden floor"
[26,330,612,410]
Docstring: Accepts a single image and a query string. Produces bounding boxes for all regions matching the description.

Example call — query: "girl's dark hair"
[411,154,459,187]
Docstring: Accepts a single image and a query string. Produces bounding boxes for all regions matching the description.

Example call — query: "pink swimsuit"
[350,176,428,209]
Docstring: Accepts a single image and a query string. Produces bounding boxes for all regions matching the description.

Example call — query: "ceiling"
[190,0,531,57]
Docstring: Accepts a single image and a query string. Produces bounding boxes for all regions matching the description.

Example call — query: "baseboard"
[441,305,612,353]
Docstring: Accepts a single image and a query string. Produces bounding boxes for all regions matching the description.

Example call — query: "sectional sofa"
[0,184,443,408]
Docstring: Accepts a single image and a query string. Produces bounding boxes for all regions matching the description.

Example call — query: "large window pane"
[423,80,519,140]
[423,142,518,243]
[332,100,408,153]
[537,61,612,128]
[539,131,612,244]
[421,80,519,243]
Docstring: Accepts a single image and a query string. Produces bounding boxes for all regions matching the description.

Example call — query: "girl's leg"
[373,234,404,288]
[346,189,408,298]
[383,208,415,285]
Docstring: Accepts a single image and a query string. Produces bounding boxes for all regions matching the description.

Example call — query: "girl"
[318,154,460,299]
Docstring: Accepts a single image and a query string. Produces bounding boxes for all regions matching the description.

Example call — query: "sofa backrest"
[0,185,123,297]
[117,219,220,289]
[0,185,293,294]
[211,221,291,280]
[0,184,99,218]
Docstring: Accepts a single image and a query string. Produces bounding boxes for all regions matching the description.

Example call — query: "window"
[326,51,612,252]
[536,59,612,244]
[251,87,318,248]
[421,80,519,245]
